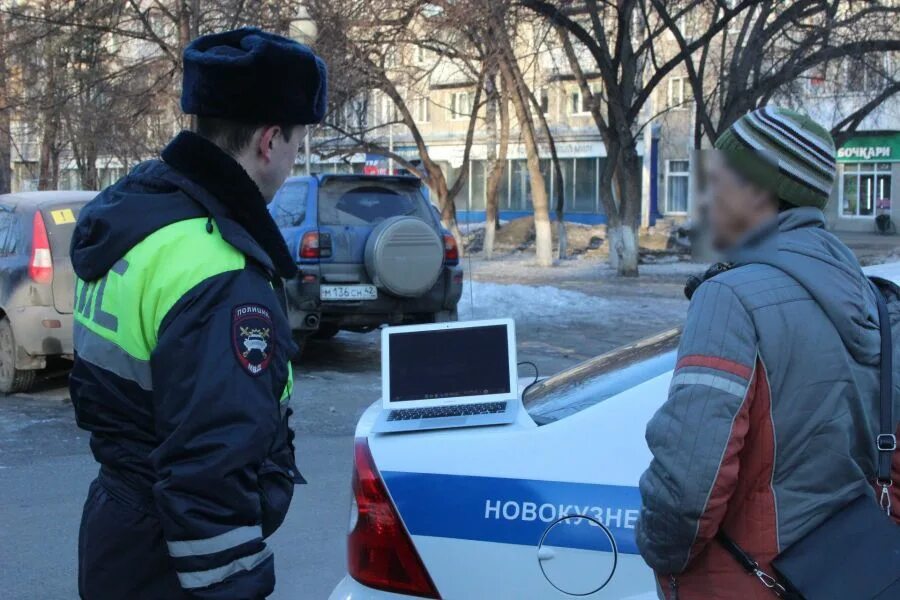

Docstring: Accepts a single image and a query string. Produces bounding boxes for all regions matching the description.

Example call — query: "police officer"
[70,28,326,599]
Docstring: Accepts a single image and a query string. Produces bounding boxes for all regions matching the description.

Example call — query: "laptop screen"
[388,324,511,402]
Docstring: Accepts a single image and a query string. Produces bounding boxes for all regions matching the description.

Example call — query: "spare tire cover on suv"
[364,216,444,297]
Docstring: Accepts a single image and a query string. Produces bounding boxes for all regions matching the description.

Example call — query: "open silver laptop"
[372,318,519,434]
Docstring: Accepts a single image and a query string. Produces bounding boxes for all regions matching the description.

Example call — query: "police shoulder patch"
[232,304,275,376]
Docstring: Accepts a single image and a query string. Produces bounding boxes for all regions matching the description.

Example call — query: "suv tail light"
[30,211,53,283]
[348,438,440,598]
[442,233,459,266]
[299,231,332,260]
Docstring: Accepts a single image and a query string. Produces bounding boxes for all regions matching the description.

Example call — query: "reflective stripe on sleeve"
[167,525,263,558]
[669,372,748,397]
[74,322,153,391]
[176,547,272,589]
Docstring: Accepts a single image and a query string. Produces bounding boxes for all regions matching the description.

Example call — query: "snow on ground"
[459,280,610,323]
[463,253,707,283]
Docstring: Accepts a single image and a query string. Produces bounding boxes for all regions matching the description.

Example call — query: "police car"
[329,262,900,600]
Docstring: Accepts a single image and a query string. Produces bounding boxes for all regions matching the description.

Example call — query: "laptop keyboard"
[387,402,508,421]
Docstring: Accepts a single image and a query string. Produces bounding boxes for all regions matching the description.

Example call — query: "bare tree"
[483,4,553,265]
[522,0,760,275]
[483,60,510,259]
[655,0,900,149]
[309,0,489,247]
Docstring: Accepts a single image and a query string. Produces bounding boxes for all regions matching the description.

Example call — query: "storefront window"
[574,158,598,212]
[842,162,891,217]
[470,160,486,210]
[666,160,690,214]
[456,165,470,211]
[560,159,574,210]
[499,161,510,209]
[509,159,528,210]
[534,159,552,211]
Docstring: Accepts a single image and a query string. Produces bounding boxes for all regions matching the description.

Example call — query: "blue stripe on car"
[381,472,641,555]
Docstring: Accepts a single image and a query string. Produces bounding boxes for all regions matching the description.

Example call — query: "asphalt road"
[0,273,689,600]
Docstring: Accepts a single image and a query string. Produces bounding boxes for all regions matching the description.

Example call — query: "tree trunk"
[427,164,463,250]
[555,175,567,258]
[498,49,551,266]
[607,224,638,276]
[484,67,509,260]
[77,142,99,190]
[37,117,59,190]
[484,70,509,260]
[610,150,642,277]
[523,78,568,260]
[484,156,505,259]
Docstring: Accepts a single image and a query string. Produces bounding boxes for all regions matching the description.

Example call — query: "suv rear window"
[523,329,680,425]
[318,180,430,226]
[41,204,84,258]
[271,181,309,228]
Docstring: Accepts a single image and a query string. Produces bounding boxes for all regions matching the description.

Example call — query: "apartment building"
[655,52,900,233]
[309,7,898,233]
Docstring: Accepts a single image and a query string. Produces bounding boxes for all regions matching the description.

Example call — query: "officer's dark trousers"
[78,471,187,600]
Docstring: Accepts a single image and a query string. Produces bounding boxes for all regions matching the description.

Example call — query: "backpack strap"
[869,277,895,514]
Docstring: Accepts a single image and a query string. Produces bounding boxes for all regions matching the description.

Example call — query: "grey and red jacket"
[636,207,900,599]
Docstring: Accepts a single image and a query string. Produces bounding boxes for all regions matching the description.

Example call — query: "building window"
[842,162,892,217]
[665,160,690,213]
[416,45,428,64]
[450,92,470,120]
[539,87,550,114]
[415,96,430,122]
[667,77,688,109]
[385,47,397,68]
[569,85,598,115]
[844,56,890,94]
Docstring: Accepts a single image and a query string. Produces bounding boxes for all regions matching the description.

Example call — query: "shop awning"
[836,132,900,163]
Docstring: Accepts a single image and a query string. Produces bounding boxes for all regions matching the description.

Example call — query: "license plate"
[320,284,378,301]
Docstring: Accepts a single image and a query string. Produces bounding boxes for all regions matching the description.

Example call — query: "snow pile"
[458,281,610,323]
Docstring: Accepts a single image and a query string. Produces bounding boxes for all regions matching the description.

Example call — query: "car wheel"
[312,323,340,340]
[0,318,35,394]
[433,309,458,323]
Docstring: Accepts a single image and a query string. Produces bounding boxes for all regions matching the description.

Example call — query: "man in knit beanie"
[704,106,836,249]
[636,107,898,598]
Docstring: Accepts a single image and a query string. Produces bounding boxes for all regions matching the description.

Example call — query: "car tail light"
[30,212,53,283]
[348,438,440,598]
[443,233,459,265]
[299,231,332,259]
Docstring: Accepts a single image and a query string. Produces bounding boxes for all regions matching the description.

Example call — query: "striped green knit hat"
[715,107,836,209]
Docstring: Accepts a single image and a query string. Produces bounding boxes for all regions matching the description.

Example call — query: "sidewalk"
[833,230,900,266]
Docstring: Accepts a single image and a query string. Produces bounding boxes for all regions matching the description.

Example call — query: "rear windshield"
[271,180,310,228]
[524,329,681,425]
[318,180,430,226]
[41,204,84,258]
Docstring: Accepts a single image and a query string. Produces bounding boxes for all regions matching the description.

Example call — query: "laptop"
[372,318,519,434]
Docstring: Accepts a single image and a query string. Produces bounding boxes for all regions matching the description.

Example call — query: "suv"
[269,175,463,350]
[0,191,96,393]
